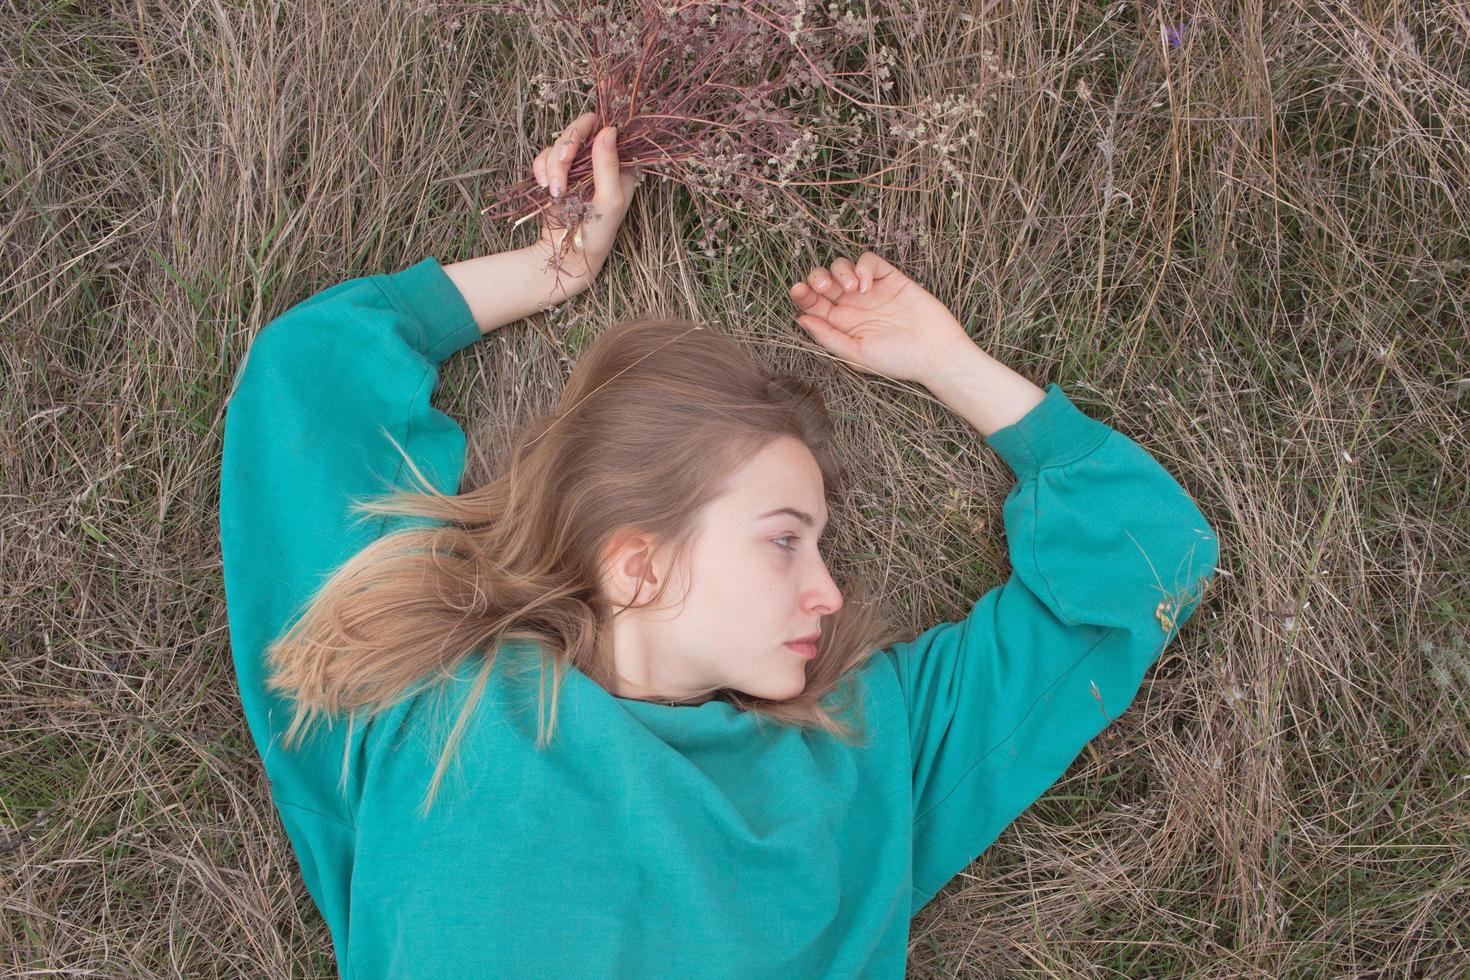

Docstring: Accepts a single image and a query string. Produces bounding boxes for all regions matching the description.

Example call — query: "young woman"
[219,112,1218,977]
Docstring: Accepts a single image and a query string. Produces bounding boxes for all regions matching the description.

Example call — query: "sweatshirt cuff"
[983,382,1113,482]
[373,256,481,363]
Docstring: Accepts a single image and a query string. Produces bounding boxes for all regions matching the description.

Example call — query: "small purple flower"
[1165,20,1192,48]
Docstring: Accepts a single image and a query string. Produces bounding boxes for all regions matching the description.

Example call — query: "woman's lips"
[784,641,818,659]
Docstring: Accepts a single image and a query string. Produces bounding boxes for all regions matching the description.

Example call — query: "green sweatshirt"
[220,256,1218,978]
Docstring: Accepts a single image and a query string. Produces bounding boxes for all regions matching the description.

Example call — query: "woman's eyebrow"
[757,507,830,530]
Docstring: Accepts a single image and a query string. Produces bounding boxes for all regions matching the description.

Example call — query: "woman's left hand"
[530,111,641,284]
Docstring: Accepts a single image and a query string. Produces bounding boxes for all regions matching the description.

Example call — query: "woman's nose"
[811,562,844,614]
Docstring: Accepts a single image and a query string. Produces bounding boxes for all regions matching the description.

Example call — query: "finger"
[561,111,599,145]
[532,146,551,189]
[854,251,892,293]
[549,112,599,198]
[590,126,625,210]
[548,139,574,198]
[806,266,844,303]
[828,257,859,292]
[789,282,836,322]
[617,163,640,201]
[794,315,861,365]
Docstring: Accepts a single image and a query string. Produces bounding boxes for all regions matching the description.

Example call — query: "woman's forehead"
[723,443,826,509]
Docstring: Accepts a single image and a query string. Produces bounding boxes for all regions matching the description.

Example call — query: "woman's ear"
[599,530,662,610]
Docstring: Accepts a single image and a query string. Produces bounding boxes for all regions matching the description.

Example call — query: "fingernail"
[860,280,869,293]
[602,127,617,147]
[842,277,855,289]
[536,173,547,188]
[551,181,561,198]
[815,277,828,287]
[559,145,571,161]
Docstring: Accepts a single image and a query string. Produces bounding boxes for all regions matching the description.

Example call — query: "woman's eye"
[774,536,798,551]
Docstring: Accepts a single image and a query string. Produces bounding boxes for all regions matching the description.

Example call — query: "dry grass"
[3,0,1468,976]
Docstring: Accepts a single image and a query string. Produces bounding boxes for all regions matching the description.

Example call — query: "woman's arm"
[882,382,1218,914]
[442,241,590,337]
[447,114,642,337]
[220,256,477,837]
[920,340,1046,439]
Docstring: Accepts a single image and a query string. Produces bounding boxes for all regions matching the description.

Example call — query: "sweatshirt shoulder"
[248,258,478,365]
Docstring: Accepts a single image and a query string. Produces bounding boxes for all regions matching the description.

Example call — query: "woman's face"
[603,436,845,702]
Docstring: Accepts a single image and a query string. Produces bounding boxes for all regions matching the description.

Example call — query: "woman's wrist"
[921,341,1047,439]
[442,244,593,336]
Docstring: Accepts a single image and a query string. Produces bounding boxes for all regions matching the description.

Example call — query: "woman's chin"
[736,672,807,702]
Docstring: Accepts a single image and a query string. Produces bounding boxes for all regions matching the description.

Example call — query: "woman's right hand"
[788,252,974,385]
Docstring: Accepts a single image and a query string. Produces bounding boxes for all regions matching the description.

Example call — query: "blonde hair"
[265,317,913,814]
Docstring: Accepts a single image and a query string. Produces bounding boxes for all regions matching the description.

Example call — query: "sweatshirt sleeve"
[218,256,479,831]
[884,383,1219,916]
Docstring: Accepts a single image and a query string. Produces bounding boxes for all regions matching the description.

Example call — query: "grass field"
[3,0,1468,975]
